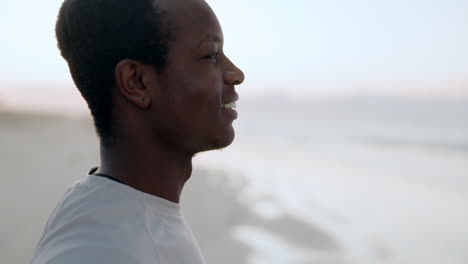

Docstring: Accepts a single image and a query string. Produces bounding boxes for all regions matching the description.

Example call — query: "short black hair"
[56,0,171,142]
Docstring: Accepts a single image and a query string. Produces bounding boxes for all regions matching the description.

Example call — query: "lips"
[222,94,239,109]
[221,94,239,120]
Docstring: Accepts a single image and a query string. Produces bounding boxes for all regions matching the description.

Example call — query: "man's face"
[148,0,245,154]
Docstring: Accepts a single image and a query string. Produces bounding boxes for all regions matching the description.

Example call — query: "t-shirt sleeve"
[31,215,160,264]
[32,245,151,264]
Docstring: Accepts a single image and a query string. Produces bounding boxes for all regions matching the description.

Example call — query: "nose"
[224,58,245,86]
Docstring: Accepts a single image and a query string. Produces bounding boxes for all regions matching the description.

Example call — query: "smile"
[222,101,236,109]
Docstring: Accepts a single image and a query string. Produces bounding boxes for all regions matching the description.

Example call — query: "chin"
[217,132,235,149]
[198,127,236,153]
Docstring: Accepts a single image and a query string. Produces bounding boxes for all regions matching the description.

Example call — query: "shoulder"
[43,177,149,233]
[32,179,161,264]
[32,245,154,264]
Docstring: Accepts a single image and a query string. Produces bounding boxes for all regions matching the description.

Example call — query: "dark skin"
[95,0,244,203]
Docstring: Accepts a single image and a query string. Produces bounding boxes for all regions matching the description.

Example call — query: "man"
[31,0,244,263]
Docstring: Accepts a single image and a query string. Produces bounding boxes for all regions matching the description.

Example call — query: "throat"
[98,143,194,203]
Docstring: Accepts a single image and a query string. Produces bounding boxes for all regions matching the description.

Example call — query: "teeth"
[222,102,236,109]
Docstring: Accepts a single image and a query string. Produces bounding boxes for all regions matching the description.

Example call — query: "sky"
[0,0,467,98]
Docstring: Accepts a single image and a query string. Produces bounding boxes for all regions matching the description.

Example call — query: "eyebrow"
[196,34,223,49]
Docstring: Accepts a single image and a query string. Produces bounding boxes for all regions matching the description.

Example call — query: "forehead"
[161,0,223,46]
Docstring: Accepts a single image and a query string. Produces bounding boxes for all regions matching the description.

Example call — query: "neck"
[96,138,193,204]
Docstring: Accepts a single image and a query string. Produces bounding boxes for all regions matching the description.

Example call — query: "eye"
[203,52,219,61]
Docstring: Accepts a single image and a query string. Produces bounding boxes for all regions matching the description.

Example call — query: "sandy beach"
[1,96,468,264]
[0,111,341,264]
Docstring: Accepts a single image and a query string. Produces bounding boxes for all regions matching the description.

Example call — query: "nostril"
[224,65,245,85]
[226,71,244,86]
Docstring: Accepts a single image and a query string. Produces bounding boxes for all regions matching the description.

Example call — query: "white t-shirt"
[31,172,206,264]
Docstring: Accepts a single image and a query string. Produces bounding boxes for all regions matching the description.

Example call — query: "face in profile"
[146,0,245,155]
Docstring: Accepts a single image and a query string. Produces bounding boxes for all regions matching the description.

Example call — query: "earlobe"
[115,59,151,109]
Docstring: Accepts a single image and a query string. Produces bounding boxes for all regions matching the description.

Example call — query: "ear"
[114,59,152,109]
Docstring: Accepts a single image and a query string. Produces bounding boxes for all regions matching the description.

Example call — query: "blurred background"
[1,0,467,263]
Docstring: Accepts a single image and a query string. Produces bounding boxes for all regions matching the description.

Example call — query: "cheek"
[177,72,222,113]
[161,62,224,128]
[185,89,221,125]
[169,79,221,126]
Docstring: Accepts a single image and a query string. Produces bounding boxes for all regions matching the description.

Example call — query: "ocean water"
[194,96,468,264]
